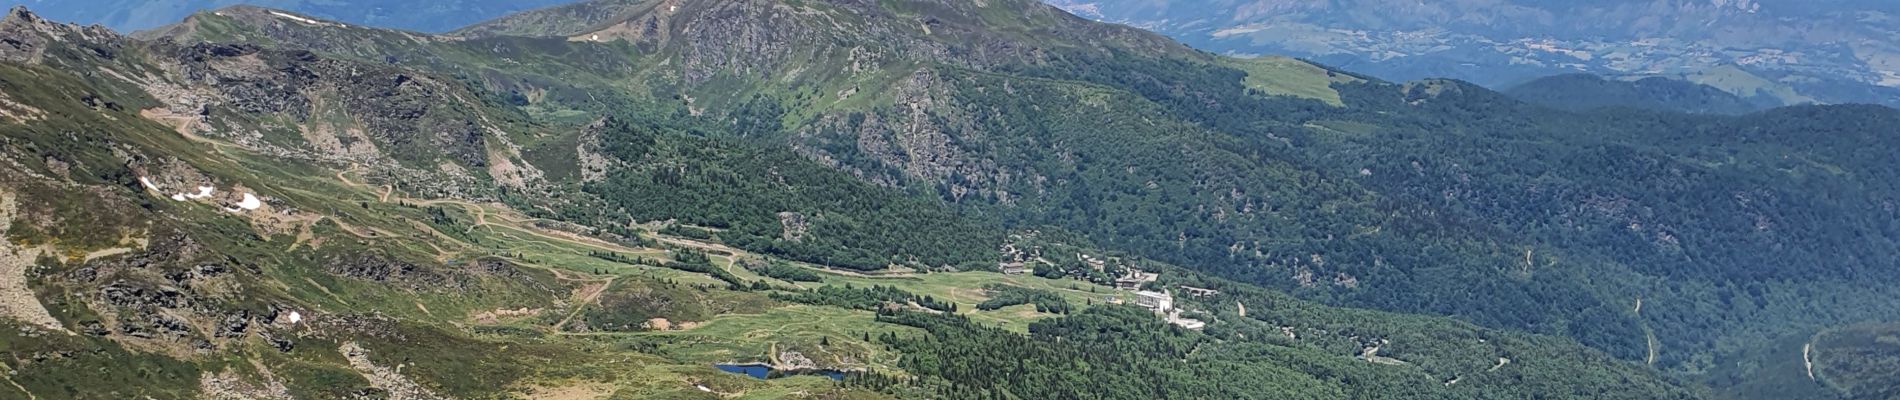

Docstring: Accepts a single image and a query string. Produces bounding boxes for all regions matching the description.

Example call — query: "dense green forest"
[973,284,1071,314]
[575,116,1001,271]
[1503,74,1773,114]
[851,306,1700,400]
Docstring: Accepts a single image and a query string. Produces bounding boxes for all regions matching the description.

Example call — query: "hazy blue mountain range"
[1047,0,1900,107]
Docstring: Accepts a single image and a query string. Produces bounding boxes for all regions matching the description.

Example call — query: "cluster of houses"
[997,241,1222,330]
[1118,270,1217,330]
[997,242,1037,275]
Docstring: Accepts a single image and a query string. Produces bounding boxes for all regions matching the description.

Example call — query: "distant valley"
[1048,0,1900,107]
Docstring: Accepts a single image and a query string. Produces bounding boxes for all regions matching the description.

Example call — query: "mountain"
[7,0,1900,398]
[0,0,572,32]
[1048,0,1900,107]
[1505,74,1775,114]
[0,3,1706,399]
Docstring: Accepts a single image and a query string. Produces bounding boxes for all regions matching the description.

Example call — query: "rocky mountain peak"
[0,6,125,64]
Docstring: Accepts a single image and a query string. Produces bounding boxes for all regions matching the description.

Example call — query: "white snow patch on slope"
[226,193,263,213]
[139,177,162,192]
[269,11,333,27]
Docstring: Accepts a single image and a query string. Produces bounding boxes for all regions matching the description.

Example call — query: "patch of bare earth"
[0,191,67,333]
[340,342,449,400]
[470,307,544,324]
[198,369,292,400]
[515,381,615,400]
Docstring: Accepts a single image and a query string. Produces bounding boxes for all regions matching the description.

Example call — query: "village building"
[1115,270,1159,290]
[1000,261,1028,275]
[1134,290,1173,313]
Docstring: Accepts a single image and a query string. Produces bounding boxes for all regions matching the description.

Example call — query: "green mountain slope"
[0,4,1710,399]
[129,0,1900,394]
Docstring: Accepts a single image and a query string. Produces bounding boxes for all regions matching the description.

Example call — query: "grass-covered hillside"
[3,0,1899,398]
[118,0,1900,394]
[0,4,1716,399]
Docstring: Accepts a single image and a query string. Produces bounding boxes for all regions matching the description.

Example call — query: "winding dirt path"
[1635,295,1659,366]
[0,363,36,400]
[553,276,616,332]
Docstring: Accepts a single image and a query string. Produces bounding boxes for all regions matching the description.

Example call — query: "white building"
[1134,290,1173,313]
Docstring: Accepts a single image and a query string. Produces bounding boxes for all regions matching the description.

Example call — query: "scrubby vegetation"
[973,284,1070,314]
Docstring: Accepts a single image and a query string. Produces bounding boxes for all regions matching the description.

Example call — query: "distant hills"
[1049,0,1900,107]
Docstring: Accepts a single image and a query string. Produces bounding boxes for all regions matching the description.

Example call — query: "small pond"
[714,363,847,380]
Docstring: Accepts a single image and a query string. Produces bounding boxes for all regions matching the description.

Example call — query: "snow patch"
[288,311,303,323]
[695,384,712,392]
[269,11,333,27]
[138,177,162,192]
[186,186,215,199]
[226,193,263,213]
[170,194,187,201]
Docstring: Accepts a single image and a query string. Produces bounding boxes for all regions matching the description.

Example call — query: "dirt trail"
[1488,357,1511,372]
[338,164,683,260]
[1635,295,1659,366]
[140,108,239,155]
[81,237,147,262]
[0,364,35,400]
[553,276,616,332]
[1804,342,1816,380]
[1643,329,1660,366]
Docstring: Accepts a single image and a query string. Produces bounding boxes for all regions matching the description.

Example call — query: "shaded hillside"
[1505,74,1776,114]
[1812,323,1900,400]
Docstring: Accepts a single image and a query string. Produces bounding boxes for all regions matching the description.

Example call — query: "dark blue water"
[714,363,845,380]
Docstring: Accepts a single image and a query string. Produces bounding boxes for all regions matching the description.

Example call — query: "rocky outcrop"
[326,254,466,291]
[0,6,125,65]
[340,341,450,400]
[575,118,623,183]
